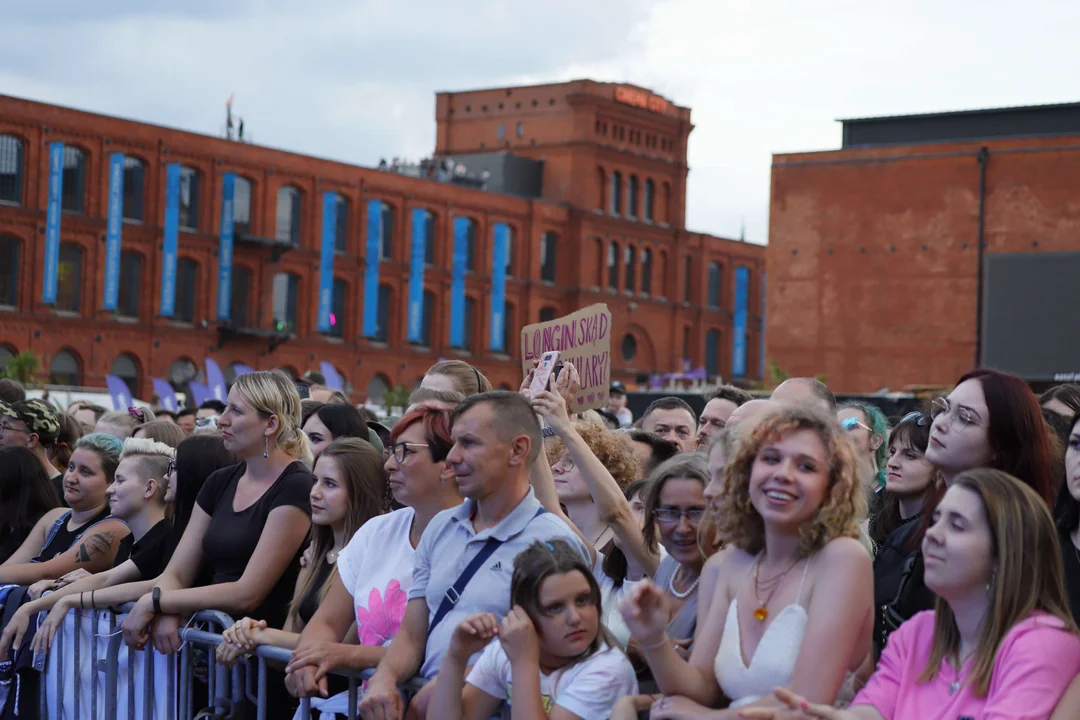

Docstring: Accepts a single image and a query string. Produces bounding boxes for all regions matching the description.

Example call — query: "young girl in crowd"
[0,435,237,656]
[1042,384,1080,420]
[0,447,63,564]
[301,403,371,457]
[133,419,185,448]
[882,369,1057,639]
[421,360,492,397]
[96,408,156,440]
[120,370,312,720]
[434,539,638,720]
[284,406,463,705]
[614,405,871,718]
[0,433,130,586]
[871,412,943,653]
[837,402,888,517]
[745,469,1080,720]
[1054,411,1080,623]
[217,437,386,661]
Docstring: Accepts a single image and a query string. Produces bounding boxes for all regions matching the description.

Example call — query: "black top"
[1060,529,1080,625]
[297,558,335,627]
[195,462,312,629]
[49,473,68,508]
[873,516,923,653]
[32,507,112,563]
[129,519,174,579]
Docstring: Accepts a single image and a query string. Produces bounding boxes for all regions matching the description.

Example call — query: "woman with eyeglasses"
[837,403,889,518]
[613,405,871,719]
[284,406,463,707]
[871,412,944,655]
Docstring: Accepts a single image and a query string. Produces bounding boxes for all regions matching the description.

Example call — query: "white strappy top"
[714,559,812,709]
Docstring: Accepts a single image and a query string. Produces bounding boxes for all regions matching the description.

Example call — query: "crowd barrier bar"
[39,605,425,719]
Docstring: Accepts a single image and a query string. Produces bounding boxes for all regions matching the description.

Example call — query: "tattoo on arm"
[74,532,115,564]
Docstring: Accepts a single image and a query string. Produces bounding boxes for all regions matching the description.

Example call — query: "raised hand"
[531,390,573,437]
[552,361,582,412]
[619,580,672,647]
[498,605,540,666]
[448,612,500,661]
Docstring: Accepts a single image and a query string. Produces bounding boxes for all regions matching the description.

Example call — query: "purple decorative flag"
[188,381,211,408]
[205,358,227,401]
[320,361,344,391]
[105,375,134,411]
[152,378,178,412]
[233,363,255,377]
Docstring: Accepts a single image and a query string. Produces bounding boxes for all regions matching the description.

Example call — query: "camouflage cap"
[0,401,18,422]
[10,399,61,442]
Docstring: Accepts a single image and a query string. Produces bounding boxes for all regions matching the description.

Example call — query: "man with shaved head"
[770,377,836,413]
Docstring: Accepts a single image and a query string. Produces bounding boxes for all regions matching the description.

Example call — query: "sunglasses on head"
[899,411,929,426]
[841,416,872,432]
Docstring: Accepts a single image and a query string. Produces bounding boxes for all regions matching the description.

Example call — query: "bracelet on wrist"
[636,633,670,651]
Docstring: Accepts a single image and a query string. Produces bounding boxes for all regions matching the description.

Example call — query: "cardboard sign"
[521,304,611,413]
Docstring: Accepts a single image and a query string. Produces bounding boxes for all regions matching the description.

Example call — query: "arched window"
[0,135,24,205]
[610,171,622,215]
[641,248,652,296]
[233,176,252,235]
[380,203,394,260]
[705,329,721,377]
[628,175,639,218]
[61,147,87,213]
[230,266,252,328]
[117,251,142,318]
[624,246,636,293]
[539,306,557,323]
[419,290,435,346]
[122,156,146,222]
[329,278,347,338]
[463,296,476,351]
[644,179,655,222]
[366,374,391,405]
[621,334,638,363]
[540,232,557,282]
[276,186,302,245]
[168,357,200,399]
[110,354,140,397]
[49,349,81,387]
[272,272,300,334]
[596,168,606,211]
[333,194,349,253]
[607,242,619,290]
[375,284,392,342]
[175,258,198,323]
[707,262,722,308]
[55,242,82,312]
[178,166,200,230]
[0,235,19,307]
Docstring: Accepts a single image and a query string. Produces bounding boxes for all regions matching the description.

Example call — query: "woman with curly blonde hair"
[613,404,873,718]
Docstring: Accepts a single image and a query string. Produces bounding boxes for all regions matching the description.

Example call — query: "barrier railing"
[36,605,425,720]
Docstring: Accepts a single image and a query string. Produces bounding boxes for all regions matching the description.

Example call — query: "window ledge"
[0,200,21,208]
[0,304,15,312]
[113,315,139,324]
[52,310,81,318]
[367,340,389,348]
[322,336,345,344]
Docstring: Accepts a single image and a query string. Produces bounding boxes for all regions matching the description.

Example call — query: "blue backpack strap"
[34,512,71,562]
[427,506,546,636]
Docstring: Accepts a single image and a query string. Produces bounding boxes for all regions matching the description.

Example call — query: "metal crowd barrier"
[37,605,425,720]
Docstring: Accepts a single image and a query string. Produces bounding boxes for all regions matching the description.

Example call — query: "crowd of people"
[1,362,1079,719]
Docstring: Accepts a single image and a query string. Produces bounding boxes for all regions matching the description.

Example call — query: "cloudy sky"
[4,0,1077,244]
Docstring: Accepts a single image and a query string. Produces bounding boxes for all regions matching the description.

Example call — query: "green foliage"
[383,385,412,410]
[766,359,790,389]
[0,350,41,387]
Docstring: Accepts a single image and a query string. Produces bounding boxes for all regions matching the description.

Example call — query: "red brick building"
[767,102,1080,393]
[0,80,764,403]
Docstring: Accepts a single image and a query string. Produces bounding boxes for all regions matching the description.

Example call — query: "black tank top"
[32,506,112,563]
[297,558,335,627]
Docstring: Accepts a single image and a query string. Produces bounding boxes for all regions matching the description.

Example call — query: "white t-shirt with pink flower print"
[337,507,416,647]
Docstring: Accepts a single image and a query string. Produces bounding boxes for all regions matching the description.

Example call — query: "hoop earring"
[263,436,269,459]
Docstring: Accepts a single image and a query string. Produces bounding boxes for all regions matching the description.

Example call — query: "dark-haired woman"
[871,412,942,654]
[1042,384,1080,420]
[0,447,63,564]
[302,403,370,457]
[1054,411,1080,623]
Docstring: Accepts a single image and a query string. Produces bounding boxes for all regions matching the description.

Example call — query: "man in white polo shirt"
[360,391,589,720]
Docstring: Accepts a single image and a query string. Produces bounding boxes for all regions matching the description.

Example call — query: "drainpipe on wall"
[974,146,989,369]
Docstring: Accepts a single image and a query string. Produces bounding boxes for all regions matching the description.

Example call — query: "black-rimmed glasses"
[388,442,429,463]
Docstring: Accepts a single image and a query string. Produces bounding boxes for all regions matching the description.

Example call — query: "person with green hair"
[837,402,890,518]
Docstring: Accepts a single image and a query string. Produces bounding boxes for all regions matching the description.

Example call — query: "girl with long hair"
[434,539,638,719]
[301,403,371,457]
[0,447,63,563]
[745,469,1080,720]
[217,437,386,659]
[614,405,872,718]
[284,406,464,707]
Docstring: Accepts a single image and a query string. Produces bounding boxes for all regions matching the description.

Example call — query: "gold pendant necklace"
[752,555,800,622]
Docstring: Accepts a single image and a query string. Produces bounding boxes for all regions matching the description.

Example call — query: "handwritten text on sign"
[521,304,611,413]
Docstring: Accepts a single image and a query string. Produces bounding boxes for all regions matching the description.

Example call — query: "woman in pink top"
[742,468,1080,720]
